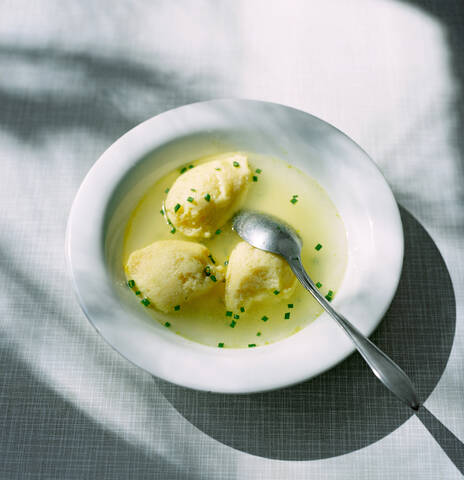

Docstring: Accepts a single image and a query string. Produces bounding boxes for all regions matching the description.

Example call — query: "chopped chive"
[188,165,194,169]
[290,197,298,204]
[284,312,290,319]
[292,194,298,198]
[190,188,196,192]
[210,275,217,282]
[288,304,294,308]
[204,266,211,276]
[233,161,240,167]
[204,193,211,202]
[164,188,170,194]
[261,316,269,322]
[248,344,256,348]
[233,314,239,319]
[316,282,322,288]
[159,209,164,215]
[224,260,229,265]
[226,311,233,317]
[174,203,181,213]
[252,175,258,182]
[135,290,141,296]
[187,196,194,203]
[141,298,150,307]
[328,290,334,297]
[164,322,171,327]
[325,294,332,302]
[230,320,237,328]
[255,168,262,174]
[215,229,221,235]
[256,332,261,336]
[273,290,280,295]
[315,243,323,251]
[170,227,176,234]
[127,279,135,288]
[218,342,224,348]
[174,305,180,311]
[240,307,245,313]
[180,167,187,174]
[208,254,216,264]
[215,168,221,171]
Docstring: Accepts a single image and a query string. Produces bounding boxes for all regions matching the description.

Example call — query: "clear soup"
[123,152,347,348]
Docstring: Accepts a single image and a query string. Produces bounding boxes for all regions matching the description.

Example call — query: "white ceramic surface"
[66,99,403,393]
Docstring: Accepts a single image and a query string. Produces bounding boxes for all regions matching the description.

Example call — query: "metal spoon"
[233,210,420,410]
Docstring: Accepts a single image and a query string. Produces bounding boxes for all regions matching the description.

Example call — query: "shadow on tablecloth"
[158,206,456,460]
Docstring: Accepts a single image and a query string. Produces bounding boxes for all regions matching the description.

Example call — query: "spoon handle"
[289,257,420,410]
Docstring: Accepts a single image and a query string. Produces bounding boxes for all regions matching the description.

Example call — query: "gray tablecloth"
[1,1,463,478]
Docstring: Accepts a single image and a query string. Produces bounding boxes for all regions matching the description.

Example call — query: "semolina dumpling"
[165,154,250,238]
[125,240,224,313]
[225,241,297,311]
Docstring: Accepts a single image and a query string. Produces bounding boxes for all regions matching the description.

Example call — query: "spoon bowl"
[233,210,302,259]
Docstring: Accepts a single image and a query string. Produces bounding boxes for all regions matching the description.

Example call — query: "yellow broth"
[123,152,347,348]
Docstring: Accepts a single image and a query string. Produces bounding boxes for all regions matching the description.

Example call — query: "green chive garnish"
[141,298,150,306]
[230,320,237,328]
[226,311,233,317]
[240,307,245,312]
[127,279,135,288]
[187,196,194,203]
[256,332,261,336]
[218,342,224,348]
[170,227,176,234]
[288,304,294,308]
[208,254,216,264]
[215,168,221,171]
[190,188,196,192]
[188,165,194,169]
[204,193,211,202]
[164,188,170,194]
[233,161,240,167]
[210,275,217,282]
[248,344,256,348]
[159,209,164,215]
[215,229,221,235]
[180,167,187,174]
[315,243,323,251]
[290,197,298,204]
[261,316,269,322]
[164,322,171,327]
[174,203,181,213]
[224,260,229,265]
[256,168,262,174]
[174,305,180,311]
[328,290,334,297]
[316,282,322,288]
[325,295,332,302]
[252,176,258,182]
[204,266,211,276]
[273,290,280,295]
[135,290,141,296]
[284,312,290,319]
[233,314,239,319]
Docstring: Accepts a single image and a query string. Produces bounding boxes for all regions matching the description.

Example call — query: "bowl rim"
[66,98,404,393]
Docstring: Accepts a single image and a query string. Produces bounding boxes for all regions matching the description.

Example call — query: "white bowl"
[66,99,403,393]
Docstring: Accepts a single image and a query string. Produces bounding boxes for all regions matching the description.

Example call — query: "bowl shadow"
[157,206,456,460]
